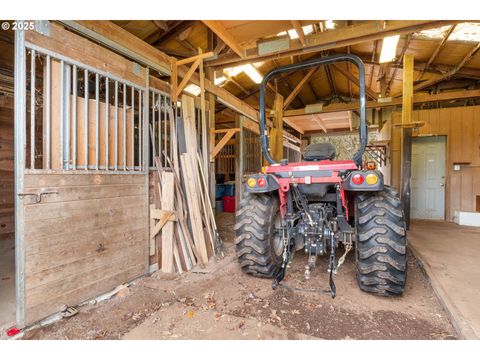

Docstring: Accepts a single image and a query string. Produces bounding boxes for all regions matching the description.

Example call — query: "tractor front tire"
[234,192,283,278]
[355,186,407,296]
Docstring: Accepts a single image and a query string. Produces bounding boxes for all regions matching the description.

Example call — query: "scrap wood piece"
[180,153,209,264]
[160,172,175,273]
[150,210,176,239]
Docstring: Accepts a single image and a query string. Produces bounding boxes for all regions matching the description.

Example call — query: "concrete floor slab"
[409,220,480,339]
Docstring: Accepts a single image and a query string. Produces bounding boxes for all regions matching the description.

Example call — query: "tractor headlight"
[365,173,378,185]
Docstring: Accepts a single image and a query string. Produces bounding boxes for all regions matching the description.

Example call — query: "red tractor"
[235,54,407,297]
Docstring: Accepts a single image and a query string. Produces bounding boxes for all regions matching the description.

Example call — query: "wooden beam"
[176,51,215,66]
[211,128,239,160]
[270,94,284,161]
[65,21,259,121]
[401,54,414,229]
[283,88,480,116]
[290,20,306,46]
[152,20,197,46]
[417,25,456,81]
[207,21,459,68]
[283,117,305,134]
[283,67,317,109]
[331,64,377,100]
[386,34,412,95]
[402,54,414,125]
[202,21,245,58]
[177,59,201,99]
[313,114,328,133]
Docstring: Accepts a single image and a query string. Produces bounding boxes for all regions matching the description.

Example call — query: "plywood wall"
[22,173,147,325]
[389,106,480,221]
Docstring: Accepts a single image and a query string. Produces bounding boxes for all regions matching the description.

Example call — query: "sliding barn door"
[14,22,150,327]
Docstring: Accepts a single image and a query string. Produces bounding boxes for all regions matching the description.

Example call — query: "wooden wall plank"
[23,173,147,325]
[25,22,146,86]
[390,105,480,221]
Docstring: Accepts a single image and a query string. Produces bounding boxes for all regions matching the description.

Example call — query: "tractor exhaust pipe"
[259,53,367,166]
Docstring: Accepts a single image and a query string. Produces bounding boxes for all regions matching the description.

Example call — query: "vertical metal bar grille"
[72,65,77,170]
[22,44,147,173]
[30,49,35,169]
[84,69,88,169]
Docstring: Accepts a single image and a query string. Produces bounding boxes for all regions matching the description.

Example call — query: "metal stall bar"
[144,69,150,270]
[84,69,88,169]
[72,65,77,170]
[151,91,155,167]
[64,63,71,170]
[59,60,64,169]
[131,86,134,170]
[115,81,118,171]
[30,49,35,169]
[45,55,51,169]
[105,77,109,170]
[138,90,142,171]
[123,83,126,171]
[95,73,99,170]
[14,26,27,328]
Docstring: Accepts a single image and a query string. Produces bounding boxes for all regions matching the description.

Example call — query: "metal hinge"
[17,191,58,203]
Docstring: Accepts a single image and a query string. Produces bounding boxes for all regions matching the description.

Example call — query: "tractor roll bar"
[259,53,367,165]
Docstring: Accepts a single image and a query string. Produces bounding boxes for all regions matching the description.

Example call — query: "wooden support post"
[235,115,244,210]
[401,54,414,229]
[271,93,284,161]
[171,58,178,103]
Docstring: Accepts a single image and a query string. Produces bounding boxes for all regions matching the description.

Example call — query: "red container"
[223,196,236,213]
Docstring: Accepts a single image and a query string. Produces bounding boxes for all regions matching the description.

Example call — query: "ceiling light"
[379,35,400,63]
[223,64,263,84]
[287,29,299,40]
[214,75,227,86]
[184,84,201,96]
[242,64,263,84]
[325,20,335,30]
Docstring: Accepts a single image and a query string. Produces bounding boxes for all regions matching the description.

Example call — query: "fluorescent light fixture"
[214,75,227,86]
[379,35,400,63]
[223,64,263,84]
[242,64,263,84]
[325,20,335,30]
[184,84,201,96]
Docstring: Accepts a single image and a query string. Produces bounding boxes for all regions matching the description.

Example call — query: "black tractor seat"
[303,143,336,161]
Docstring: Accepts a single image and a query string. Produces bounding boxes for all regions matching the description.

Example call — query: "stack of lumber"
[150,95,222,273]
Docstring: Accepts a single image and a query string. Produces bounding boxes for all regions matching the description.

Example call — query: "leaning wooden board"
[22,173,148,325]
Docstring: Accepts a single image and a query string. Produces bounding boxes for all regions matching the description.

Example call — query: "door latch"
[17,191,58,203]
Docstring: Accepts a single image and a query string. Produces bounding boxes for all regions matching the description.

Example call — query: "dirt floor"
[24,213,457,340]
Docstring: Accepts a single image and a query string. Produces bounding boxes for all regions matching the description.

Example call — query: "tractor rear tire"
[234,192,283,278]
[355,186,407,296]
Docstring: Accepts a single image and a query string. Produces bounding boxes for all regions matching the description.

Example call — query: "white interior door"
[411,136,446,220]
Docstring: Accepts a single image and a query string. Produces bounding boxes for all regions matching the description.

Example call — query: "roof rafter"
[207,20,460,68]
[202,20,245,58]
[290,20,306,46]
[416,24,457,81]
[331,63,378,100]
[283,67,318,109]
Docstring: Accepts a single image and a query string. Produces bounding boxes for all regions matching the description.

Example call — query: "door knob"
[440,183,445,187]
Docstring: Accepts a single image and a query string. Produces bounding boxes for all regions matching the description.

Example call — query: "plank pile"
[150,95,222,273]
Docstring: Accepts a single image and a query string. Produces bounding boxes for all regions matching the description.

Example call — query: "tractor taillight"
[352,173,364,185]
[247,178,257,187]
[257,177,267,187]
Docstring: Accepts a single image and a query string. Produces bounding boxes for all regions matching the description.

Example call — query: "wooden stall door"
[16,22,149,327]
